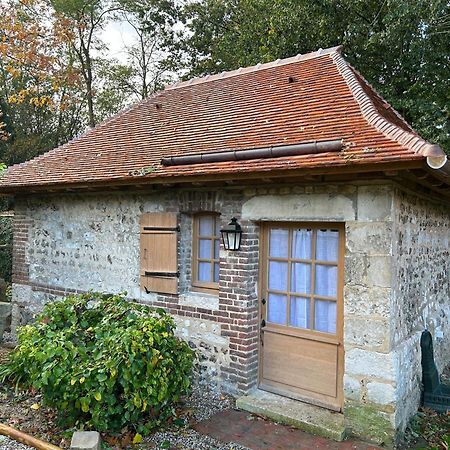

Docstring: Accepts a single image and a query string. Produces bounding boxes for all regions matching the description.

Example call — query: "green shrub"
[0,216,12,282]
[0,292,195,433]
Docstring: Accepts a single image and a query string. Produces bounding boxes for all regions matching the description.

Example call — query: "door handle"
[261,298,266,305]
[261,319,266,328]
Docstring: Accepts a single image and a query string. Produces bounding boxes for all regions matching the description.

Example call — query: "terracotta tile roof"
[0,46,447,193]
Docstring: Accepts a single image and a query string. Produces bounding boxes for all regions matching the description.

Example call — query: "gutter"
[161,139,343,166]
[423,144,448,170]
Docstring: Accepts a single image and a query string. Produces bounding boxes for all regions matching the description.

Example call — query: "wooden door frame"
[257,221,345,411]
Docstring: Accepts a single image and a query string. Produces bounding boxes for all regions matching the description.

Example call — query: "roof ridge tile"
[164,45,343,91]
[331,52,436,158]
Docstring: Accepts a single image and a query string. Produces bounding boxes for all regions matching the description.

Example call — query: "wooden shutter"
[140,212,179,294]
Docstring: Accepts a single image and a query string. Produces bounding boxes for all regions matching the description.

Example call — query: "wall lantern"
[220,217,242,251]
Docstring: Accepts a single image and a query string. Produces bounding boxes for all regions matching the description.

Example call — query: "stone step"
[236,389,346,441]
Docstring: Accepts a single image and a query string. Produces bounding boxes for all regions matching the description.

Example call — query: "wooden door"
[259,223,344,411]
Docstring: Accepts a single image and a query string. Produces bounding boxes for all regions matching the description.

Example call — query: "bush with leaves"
[0,292,194,434]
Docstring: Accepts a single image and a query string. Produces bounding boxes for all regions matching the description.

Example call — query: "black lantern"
[220,217,242,251]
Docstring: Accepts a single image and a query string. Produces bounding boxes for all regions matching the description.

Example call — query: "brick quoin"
[12,214,32,284]
[219,221,260,393]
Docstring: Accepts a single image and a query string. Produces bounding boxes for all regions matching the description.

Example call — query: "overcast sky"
[100,20,137,64]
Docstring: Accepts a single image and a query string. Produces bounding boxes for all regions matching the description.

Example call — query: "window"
[265,225,343,334]
[192,214,220,292]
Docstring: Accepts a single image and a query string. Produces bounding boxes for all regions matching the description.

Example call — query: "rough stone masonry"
[10,181,450,446]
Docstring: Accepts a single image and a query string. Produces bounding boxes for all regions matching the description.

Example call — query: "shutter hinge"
[143,226,180,232]
[144,271,180,278]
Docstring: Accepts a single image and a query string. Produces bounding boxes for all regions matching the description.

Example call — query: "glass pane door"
[266,226,340,334]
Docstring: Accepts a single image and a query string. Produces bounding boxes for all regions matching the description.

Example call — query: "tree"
[118,0,178,99]
[51,0,122,127]
[175,0,450,154]
[94,58,135,118]
[0,0,86,164]
[340,0,450,153]
[0,0,136,169]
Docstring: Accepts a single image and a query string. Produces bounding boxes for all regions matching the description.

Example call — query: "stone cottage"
[0,46,449,446]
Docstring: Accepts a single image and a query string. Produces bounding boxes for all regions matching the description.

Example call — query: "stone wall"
[391,188,450,434]
[340,185,398,445]
[11,188,256,394]
[10,182,450,446]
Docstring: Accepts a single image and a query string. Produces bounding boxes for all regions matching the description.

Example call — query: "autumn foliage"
[0,0,81,112]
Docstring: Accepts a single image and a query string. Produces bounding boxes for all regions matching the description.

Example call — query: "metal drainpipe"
[161,139,343,166]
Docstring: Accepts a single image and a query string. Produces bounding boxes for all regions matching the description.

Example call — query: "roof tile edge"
[165,45,343,91]
[1,90,164,178]
[331,52,446,163]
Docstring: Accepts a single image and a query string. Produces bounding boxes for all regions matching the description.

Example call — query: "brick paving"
[194,410,382,450]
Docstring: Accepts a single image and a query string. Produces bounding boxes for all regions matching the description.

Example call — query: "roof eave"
[0,158,427,196]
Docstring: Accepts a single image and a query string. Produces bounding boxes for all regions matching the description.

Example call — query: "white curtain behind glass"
[315,230,338,333]
[290,297,309,328]
[291,263,311,294]
[198,262,211,281]
[316,230,338,261]
[315,265,337,297]
[315,300,336,333]
[268,293,287,324]
[315,230,338,297]
[268,230,288,324]
[292,229,312,259]
[199,216,213,236]
[269,261,288,291]
[289,230,312,328]
[266,228,338,333]
[270,229,288,257]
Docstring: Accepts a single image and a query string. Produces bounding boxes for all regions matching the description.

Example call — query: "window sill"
[179,291,219,311]
[191,284,219,295]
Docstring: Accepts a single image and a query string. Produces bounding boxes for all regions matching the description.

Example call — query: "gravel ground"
[146,428,249,450]
[182,380,235,422]
[0,436,33,450]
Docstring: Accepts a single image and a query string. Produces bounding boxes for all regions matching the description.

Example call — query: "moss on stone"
[237,392,346,441]
[345,401,395,448]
